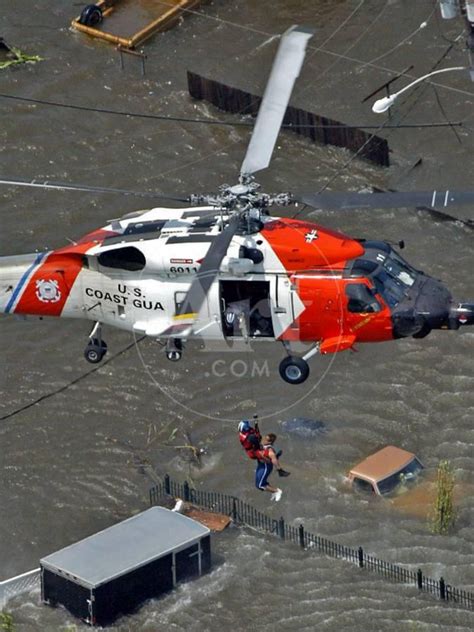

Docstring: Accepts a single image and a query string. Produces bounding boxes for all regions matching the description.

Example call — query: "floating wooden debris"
[184,505,232,532]
[187,71,390,166]
[161,496,231,532]
[0,38,42,70]
[72,0,203,49]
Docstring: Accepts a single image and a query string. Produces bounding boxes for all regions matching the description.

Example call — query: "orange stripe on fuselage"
[13,229,116,316]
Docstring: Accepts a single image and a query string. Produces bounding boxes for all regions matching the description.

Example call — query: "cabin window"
[353,477,375,495]
[346,283,381,313]
[97,247,146,271]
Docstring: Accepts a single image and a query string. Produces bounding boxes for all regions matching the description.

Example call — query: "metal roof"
[349,446,416,484]
[40,507,210,589]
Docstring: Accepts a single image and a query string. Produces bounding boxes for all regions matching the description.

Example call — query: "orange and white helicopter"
[1,26,473,384]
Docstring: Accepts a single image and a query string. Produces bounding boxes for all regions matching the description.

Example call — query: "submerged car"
[348,446,424,496]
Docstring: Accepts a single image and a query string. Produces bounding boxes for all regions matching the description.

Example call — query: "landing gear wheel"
[84,339,107,364]
[279,356,310,385]
[166,338,183,362]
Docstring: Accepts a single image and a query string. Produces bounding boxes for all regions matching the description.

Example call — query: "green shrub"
[0,611,15,632]
[430,460,456,534]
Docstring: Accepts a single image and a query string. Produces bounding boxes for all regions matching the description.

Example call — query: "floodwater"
[1,0,473,630]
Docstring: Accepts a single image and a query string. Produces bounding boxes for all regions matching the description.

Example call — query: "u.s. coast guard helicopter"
[1,26,473,384]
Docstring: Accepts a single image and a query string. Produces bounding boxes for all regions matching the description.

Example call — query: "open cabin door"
[220,280,274,339]
[271,274,302,339]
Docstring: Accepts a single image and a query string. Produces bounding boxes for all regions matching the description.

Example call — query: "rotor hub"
[228,183,251,196]
[189,176,293,213]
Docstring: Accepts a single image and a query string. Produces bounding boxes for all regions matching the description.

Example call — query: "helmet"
[238,420,251,433]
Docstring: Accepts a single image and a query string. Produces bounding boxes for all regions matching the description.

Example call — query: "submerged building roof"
[40,506,210,588]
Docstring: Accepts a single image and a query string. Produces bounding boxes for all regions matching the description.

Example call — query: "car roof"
[349,446,416,484]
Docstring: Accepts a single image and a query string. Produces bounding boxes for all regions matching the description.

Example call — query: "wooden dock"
[72,0,203,49]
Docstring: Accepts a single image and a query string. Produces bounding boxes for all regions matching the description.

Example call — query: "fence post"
[358,546,364,568]
[439,577,446,600]
[417,568,423,590]
[183,481,190,502]
[164,474,171,495]
[278,517,285,540]
[232,498,238,522]
[298,524,305,548]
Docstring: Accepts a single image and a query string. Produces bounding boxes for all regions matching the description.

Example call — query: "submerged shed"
[41,507,211,626]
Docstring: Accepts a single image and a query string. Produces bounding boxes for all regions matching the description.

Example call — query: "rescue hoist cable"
[0,336,146,422]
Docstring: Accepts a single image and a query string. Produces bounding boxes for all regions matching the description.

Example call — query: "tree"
[0,611,15,632]
[430,460,456,534]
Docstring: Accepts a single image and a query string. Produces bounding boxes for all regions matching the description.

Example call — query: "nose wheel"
[279,356,310,385]
[84,322,107,364]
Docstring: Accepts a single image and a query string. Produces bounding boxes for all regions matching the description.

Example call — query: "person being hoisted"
[238,417,290,502]
[255,433,290,502]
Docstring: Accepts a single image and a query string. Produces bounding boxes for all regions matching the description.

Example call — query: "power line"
[148,0,474,100]
[0,336,146,422]
[0,93,464,130]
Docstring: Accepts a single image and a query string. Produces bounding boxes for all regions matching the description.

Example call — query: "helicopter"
[1,25,473,385]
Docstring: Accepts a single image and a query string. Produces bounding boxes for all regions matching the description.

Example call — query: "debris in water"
[280,417,328,437]
[0,38,43,69]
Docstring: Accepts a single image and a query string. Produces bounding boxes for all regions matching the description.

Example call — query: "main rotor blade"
[0,175,188,203]
[240,25,314,179]
[296,190,474,211]
[176,214,241,320]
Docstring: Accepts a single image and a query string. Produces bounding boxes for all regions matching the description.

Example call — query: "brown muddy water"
[1,1,473,630]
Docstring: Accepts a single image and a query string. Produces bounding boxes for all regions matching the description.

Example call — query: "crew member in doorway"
[238,418,262,460]
[255,433,290,502]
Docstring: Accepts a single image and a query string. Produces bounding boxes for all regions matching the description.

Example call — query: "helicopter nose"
[414,277,454,331]
[391,276,454,338]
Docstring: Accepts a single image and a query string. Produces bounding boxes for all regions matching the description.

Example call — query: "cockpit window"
[346,283,382,313]
[97,246,146,271]
[373,269,405,308]
[346,246,419,308]
[350,259,378,276]
[383,252,416,287]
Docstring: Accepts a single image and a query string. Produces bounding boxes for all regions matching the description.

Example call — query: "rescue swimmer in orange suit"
[238,420,290,501]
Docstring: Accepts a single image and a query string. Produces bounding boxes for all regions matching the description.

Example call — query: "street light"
[372,66,467,113]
